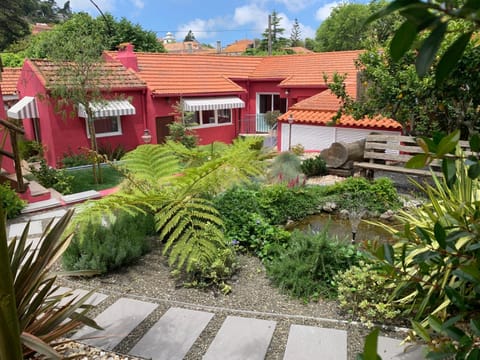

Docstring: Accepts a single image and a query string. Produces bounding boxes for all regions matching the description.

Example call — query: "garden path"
[6,208,426,360]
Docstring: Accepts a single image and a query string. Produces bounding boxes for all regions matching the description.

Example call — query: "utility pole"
[268,14,272,56]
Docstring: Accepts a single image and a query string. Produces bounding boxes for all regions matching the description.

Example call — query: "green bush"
[0,183,26,219]
[301,155,328,177]
[266,227,360,300]
[29,160,74,194]
[334,261,402,327]
[97,143,126,161]
[324,177,401,213]
[268,151,304,185]
[18,139,44,162]
[63,211,155,273]
[61,148,93,168]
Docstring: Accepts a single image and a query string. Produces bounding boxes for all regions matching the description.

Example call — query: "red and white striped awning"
[7,96,39,119]
[183,97,245,112]
[78,100,136,118]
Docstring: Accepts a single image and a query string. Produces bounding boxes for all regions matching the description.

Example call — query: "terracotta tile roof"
[223,39,254,54]
[27,59,146,90]
[249,50,362,90]
[164,41,216,54]
[284,47,314,54]
[0,67,21,96]
[117,53,264,95]
[280,90,401,130]
[105,49,362,97]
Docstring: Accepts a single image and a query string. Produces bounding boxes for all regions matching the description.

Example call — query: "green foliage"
[0,183,26,219]
[68,166,124,193]
[61,148,93,168]
[315,1,401,52]
[268,151,305,186]
[18,139,44,162]
[324,177,400,214]
[259,11,288,52]
[366,159,480,358]
[266,227,360,300]
[0,52,24,67]
[334,261,402,327]
[291,144,304,156]
[301,155,328,177]
[97,143,126,161]
[166,122,198,149]
[2,209,99,359]
[0,0,30,51]
[63,211,154,273]
[29,160,74,194]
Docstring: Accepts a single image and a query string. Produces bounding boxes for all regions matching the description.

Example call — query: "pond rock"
[380,209,396,221]
[322,202,337,213]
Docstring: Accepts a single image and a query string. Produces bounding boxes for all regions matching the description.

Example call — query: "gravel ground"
[56,245,411,360]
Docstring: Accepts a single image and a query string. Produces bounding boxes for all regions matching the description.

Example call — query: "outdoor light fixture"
[285,89,289,95]
[141,129,152,143]
[288,114,294,151]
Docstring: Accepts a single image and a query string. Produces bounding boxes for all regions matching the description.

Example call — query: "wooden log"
[320,139,365,168]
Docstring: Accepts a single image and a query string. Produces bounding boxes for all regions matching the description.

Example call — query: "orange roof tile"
[284,47,314,54]
[0,67,21,96]
[112,52,264,96]
[280,89,401,130]
[104,49,363,97]
[164,41,216,54]
[223,39,254,54]
[28,59,146,90]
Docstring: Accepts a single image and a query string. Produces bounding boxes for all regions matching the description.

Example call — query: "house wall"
[0,83,15,173]
[278,122,401,152]
[17,62,147,167]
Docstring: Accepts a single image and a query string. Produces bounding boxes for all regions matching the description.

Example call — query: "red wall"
[0,83,15,173]
[17,61,146,167]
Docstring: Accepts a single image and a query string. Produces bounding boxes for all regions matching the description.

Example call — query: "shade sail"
[78,100,136,118]
[183,97,245,112]
[7,96,39,119]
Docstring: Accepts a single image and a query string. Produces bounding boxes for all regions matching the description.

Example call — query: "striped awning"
[7,96,39,119]
[183,97,245,112]
[78,100,136,118]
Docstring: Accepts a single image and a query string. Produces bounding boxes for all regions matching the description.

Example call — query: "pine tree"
[290,18,302,47]
[260,11,288,52]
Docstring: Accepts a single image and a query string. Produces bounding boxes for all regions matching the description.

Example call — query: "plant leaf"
[470,318,480,336]
[416,21,448,77]
[436,32,473,84]
[433,222,446,249]
[390,20,418,61]
[469,133,480,152]
[411,320,431,342]
[406,154,428,169]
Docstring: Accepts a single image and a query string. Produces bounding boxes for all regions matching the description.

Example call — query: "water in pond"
[291,214,395,243]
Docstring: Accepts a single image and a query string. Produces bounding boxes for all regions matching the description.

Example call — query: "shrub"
[291,143,305,156]
[63,211,155,273]
[334,261,402,327]
[29,160,74,194]
[166,122,198,149]
[18,139,44,162]
[61,148,93,168]
[97,143,126,161]
[266,227,360,300]
[268,151,305,186]
[0,183,26,219]
[301,155,328,177]
[324,176,401,213]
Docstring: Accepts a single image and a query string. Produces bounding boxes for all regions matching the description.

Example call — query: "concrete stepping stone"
[61,190,101,204]
[378,336,426,359]
[8,220,42,239]
[129,307,214,360]
[72,297,158,351]
[283,325,347,360]
[21,198,62,214]
[203,316,276,360]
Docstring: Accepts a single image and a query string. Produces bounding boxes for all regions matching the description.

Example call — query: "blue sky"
[68,0,344,47]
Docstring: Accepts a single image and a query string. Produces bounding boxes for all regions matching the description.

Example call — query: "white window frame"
[190,108,233,128]
[85,116,123,138]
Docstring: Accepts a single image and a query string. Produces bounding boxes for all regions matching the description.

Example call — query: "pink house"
[11,45,399,168]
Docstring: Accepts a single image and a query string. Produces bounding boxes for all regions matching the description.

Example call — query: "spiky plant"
[0,208,99,359]
[72,137,267,277]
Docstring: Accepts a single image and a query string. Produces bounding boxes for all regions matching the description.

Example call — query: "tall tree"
[0,0,30,51]
[184,30,196,42]
[260,11,288,52]
[315,1,401,51]
[290,18,302,47]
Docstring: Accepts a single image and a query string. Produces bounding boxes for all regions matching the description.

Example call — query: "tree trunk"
[320,139,365,168]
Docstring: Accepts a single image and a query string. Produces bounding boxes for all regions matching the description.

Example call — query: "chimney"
[117,43,139,72]
[216,41,222,54]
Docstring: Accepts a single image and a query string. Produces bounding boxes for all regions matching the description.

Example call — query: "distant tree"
[260,11,288,52]
[304,37,316,51]
[24,12,165,59]
[184,30,196,42]
[315,1,400,51]
[0,0,30,51]
[0,52,24,67]
[290,18,302,47]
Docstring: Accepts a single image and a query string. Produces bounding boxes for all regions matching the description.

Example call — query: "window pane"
[259,94,272,113]
[201,110,215,125]
[218,109,231,124]
[94,116,119,134]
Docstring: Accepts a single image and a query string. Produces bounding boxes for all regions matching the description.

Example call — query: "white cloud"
[315,2,338,21]
[177,17,227,41]
[233,4,269,32]
[131,0,144,9]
